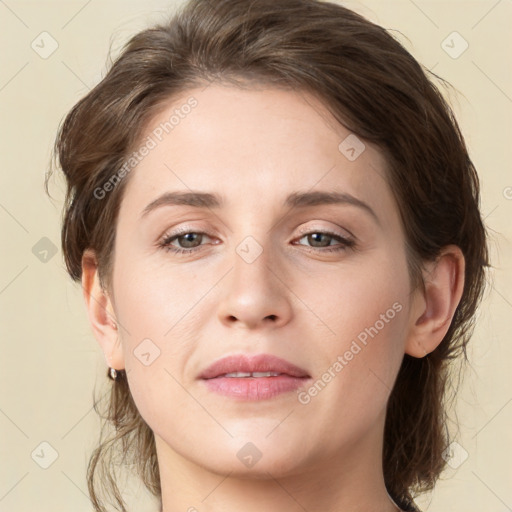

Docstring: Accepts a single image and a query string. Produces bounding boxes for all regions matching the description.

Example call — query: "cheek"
[113,257,201,338]
[297,250,411,405]
[112,270,202,436]
[110,263,202,405]
[309,250,410,348]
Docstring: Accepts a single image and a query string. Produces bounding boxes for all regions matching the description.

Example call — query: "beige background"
[0,0,510,511]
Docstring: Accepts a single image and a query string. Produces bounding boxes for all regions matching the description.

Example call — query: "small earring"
[111,320,118,330]
[109,367,118,380]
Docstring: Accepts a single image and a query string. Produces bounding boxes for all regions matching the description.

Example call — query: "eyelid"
[295,223,355,241]
[159,224,213,239]
[157,223,357,257]
[159,222,354,244]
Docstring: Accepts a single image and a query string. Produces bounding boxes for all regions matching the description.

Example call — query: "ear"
[81,248,125,370]
[405,245,465,358]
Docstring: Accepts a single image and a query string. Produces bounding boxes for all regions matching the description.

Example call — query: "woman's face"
[108,83,417,478]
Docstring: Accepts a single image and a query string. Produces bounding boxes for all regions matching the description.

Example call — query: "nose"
[216,240,293,331]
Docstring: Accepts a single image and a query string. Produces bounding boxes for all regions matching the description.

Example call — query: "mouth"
[198,353,311,400]
[216,371,289,378]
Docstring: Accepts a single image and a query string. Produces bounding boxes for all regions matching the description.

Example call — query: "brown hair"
[45,0,490,510]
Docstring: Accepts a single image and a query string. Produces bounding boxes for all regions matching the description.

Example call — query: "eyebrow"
[140,190,379,223]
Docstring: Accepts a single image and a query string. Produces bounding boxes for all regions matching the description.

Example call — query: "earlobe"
[405,245,465,358]
[81,249,125,370]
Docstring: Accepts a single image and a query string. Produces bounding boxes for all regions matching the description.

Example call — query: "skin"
[82,82,465,512]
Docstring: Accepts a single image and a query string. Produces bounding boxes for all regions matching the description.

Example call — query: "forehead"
[118,83,393,220]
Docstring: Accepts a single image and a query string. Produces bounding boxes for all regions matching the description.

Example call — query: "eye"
[158,230,213,255]
[157,228,356,256]
[293,230,355,253]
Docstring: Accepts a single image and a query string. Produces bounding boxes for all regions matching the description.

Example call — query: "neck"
[155,411,401,512]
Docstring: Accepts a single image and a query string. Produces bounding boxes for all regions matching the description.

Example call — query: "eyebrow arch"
[140,190,379,223]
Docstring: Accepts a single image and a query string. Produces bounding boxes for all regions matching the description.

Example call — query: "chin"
[206,453,304,480]
[195,435,310,479]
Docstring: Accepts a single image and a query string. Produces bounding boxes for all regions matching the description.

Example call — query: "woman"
[45,0,489,510]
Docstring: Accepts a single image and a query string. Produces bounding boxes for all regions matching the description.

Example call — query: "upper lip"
[199,353,310,379]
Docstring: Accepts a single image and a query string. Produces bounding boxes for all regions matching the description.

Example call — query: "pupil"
[182,233,199,247]
[311,233,327,247]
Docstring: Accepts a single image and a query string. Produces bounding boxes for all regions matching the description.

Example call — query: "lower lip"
[201,375,311,400]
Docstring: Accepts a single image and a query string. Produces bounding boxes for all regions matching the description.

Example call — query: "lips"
[199,353,311,401]
[198,353,310,380]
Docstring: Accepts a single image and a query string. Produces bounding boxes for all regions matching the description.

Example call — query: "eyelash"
[157,227,355,256]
